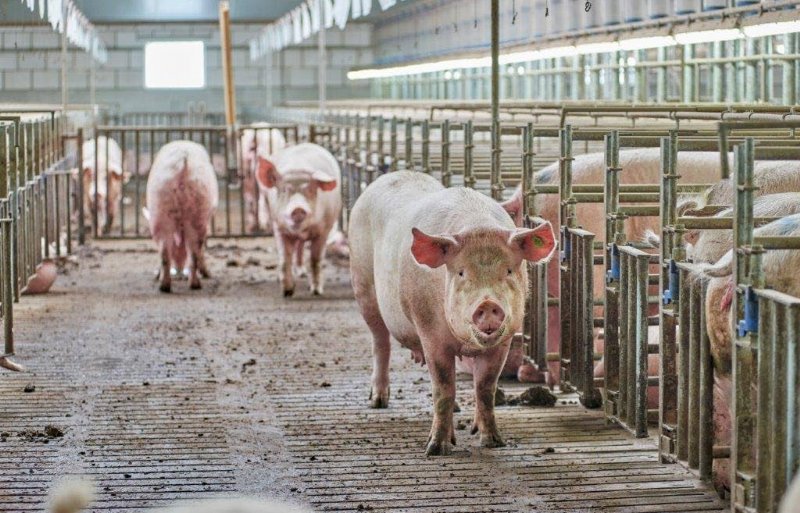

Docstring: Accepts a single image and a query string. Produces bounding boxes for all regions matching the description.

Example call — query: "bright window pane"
[144,41,205,89]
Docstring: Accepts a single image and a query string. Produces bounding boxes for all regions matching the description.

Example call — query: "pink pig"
[144,141,219,293]
[349,171,556,455]
[255,143,341,296]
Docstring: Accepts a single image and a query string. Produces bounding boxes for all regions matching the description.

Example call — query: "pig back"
[146,141,219,224]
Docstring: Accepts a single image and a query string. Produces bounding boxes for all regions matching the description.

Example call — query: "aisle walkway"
[0,240,725,512]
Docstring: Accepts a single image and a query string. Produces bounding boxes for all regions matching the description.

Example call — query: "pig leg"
[159,242,171,293]
[293,240,307,279]
[424,345,457,456]
[276,230,295,297]
[470,342,509,448]
[197,237,211,278]
[189,240,202,290]
[353,271,391,408]
[308,235,326,296]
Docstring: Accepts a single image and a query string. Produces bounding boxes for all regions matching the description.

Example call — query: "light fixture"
[453,70,462,80]
[618,35,677,51]
[444,70,453,80]
[517,65,525,75]
[347,21,800,81]
[576,41,620,55]
[743,20,800,38]
[673,28,743,45]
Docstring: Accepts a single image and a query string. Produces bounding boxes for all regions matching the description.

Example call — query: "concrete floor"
[1,239,726,512]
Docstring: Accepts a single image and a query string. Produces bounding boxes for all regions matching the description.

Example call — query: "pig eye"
[458,270,464,277]
[507,268,513,276]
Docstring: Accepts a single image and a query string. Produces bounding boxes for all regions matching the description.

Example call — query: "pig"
[255,143,341,297]
[643,163,800,261]
[144,141,218,293]
[493,149,727,383]
[349,171,556,455]
[75,136,127,234]
[241,124,287,233]
[21,260,58,295]
[700,213,800,494]
[644,192,800,264]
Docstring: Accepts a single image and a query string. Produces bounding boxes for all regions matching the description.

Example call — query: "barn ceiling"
[72,0,306,23]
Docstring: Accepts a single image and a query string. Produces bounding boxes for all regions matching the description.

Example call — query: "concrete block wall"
[0,22,373,119]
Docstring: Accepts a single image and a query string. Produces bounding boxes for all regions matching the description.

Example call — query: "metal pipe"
[491,0,499,128]
[318,0,327,114]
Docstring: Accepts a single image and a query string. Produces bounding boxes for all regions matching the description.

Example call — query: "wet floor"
[1,239,725,512]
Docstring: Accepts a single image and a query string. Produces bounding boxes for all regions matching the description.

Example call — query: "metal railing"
[1,111,75,372]
[85,123,299,239]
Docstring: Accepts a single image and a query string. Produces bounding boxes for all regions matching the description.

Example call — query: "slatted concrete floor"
[0,240,726,512]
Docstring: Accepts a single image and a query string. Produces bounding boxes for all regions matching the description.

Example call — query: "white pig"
[255,142,341,297]
[75,136,127,234]
[144,141,218,292]
[349,171,556,455]
[241,124,287,233]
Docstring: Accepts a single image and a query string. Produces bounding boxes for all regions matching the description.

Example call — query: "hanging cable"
[545,0,550,17]
[512,0,517,24]
[474,0,478,28]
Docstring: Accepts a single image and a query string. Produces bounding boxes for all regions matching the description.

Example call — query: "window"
[144,41,205,89]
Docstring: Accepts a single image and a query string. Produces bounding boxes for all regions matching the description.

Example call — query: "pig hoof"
[425,438,453,457]
[369,386,389,408]
[190,281,202,290]
[453,401,461,413]
[312,288,322,297]
[200,268,211,279]
[159,283,172,293]
[283,288,294,298]
[480,432,506,449]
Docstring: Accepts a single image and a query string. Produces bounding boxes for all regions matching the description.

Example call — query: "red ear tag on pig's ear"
[410,228,459,268]
[509,222,556,263]
[255,157,278,188]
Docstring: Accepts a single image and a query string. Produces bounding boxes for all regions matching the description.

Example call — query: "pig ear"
[500,193,523,227]
[410,228,459,268]
[312,170,337,192]
[676,198,700,216]
[255,157,279,188]
[508,222,556,263]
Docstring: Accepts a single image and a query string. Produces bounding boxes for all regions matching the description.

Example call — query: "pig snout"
[472,300,505,336]
[290,207,308,225]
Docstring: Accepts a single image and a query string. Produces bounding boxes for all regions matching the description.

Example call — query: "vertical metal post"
[732,139,756,512]
[421,120,430,174]
[712,41,724,103]
[746,38,758,103]
[656,47,667,103]
[490,0,499,129]
[265,50,273,114]
[611,52,625,100]
[464,120,474,189]
[390,116,397,172]
[491,120,503,201]
[765,38,774,103]
[404,119,412,171]
[636,50,646,102]
[318,0,327,114]
[682,45,695,103]
[783,33,797,106]
[441,120,450,187]
[60,2,68,112]
[76,129,85,245]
